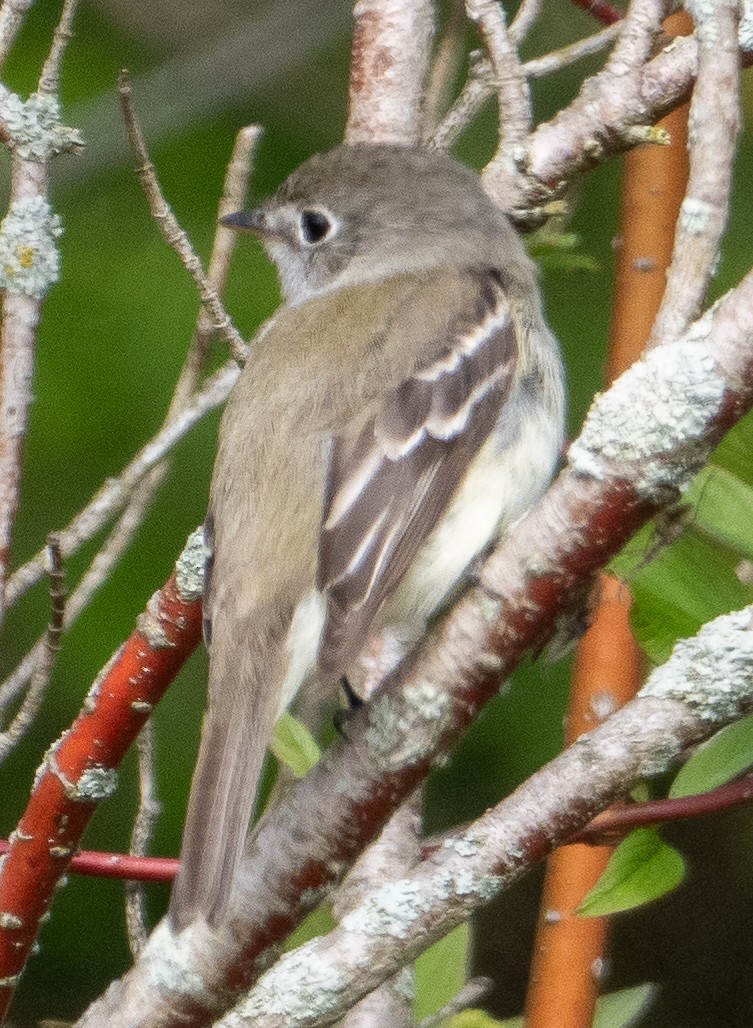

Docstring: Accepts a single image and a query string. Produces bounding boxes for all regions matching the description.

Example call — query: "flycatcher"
[169,144,565,931]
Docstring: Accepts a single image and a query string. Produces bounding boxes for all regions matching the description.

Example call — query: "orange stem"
[524,12,693,1027]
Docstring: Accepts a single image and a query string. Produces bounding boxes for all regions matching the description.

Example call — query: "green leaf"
[269,712,321,778]
[686,466,753,561]
[710,409,753,486]
[448,1012,515,1027]
[578,828,686,916]
[628,530,751,664]
[608,419,753,666]
[670,714,753,798]
[593,983,657,1028]
[415,923,470,1021]
[527,230,599,273]
[284,903,335,952]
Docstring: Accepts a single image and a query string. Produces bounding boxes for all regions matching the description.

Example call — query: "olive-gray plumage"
[169,145,565,931]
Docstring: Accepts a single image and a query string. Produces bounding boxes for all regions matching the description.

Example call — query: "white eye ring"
[298,207,337,245]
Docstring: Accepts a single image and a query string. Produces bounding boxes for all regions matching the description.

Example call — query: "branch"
[569,0,624,24]
[509,0,544,44]
[0,0,35,72]
[346,0,435,146]
[0,531,205,1016]
[0,535,65,760]
[466,0,531,209]
[2,361,238,613]
[333,794,423,1028]
[217,608,753,1027]
[649,1,741,346]
[573,771,753,843]
[495,15,697,217]
[125,720,161,957]
[0,0,82,632]
[0,840,178,883]
[118,70,247,365]
[75,264,753,1026]
[0,125,259,738]
[430,23,621,153]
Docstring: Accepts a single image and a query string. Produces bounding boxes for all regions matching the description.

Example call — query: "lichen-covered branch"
[215,609,753,1028]
[74,263,753,1028]
[0,4,83,633]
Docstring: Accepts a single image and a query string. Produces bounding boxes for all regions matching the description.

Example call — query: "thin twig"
[509,0,543,43]
[572,771,753,843]
[416,977,493,1028]
[3,360,239,611]
[118,70,247,364]
[466,0,532,203]
[569,0,624,24]
[607,0,666,73]
[37,0,79,96]
[0,839,178,882]
[421,0,466,142]
[428,49,493,152]
[0,536,65,761]
[430,23,621,152]
[524,21,621,78]
[125,720,161,957]
[649,1,741,347]
[0,126,259,734]
[0,0,36,72]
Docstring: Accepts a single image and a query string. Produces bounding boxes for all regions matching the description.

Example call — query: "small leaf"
[710,409,753,485]
[269,712,321,778]
[448,1013,514,1027]
[415,923,470,1021]
[578,829,685,916]
[528,230,599,273]
[284,902,335,951]
[593,983,657,1028]
[670,714,753,798]
[686,466,753,561]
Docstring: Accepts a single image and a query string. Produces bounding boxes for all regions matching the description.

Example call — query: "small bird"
[169,144,565,931]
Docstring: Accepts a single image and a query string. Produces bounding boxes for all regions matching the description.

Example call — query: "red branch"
[573,772,753,843]
[569,0,624,24]
[0,569,202,1015]
[0,841,178,883]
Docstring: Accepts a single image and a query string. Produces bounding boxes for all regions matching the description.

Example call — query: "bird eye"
[299,208,332,245]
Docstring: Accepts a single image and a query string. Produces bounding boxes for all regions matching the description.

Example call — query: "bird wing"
[317,266,519,677]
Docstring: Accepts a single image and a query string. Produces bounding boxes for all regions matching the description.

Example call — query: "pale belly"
[279,400,562,710]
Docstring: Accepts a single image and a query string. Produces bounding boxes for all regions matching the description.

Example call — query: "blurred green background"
[1,2,752,1024]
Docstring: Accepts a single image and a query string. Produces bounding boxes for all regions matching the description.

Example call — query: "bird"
[169,143,565,931]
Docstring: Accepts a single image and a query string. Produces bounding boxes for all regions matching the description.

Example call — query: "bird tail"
[169,615,287,932]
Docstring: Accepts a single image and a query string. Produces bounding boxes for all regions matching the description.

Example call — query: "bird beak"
[220,209,267,233]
